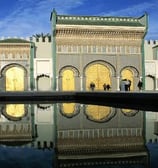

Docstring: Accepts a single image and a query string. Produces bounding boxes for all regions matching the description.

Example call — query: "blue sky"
[0,0,157,40]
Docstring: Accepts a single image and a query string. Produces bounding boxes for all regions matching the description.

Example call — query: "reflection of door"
[6,67,24,91]
[6,104,25,119]
[85,64,111,90]
[121,69,133,91]
[86,105,111,121]
[62,69,75,91]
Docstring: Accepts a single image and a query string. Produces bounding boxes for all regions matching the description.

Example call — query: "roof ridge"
[0,38,30,43]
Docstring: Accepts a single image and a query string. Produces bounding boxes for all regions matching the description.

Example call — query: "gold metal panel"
[86,64,111,90]
[62,69,75,91]
[5,67,25,119]
[62,69,75,115]
[121,69,133,91]
[6,67,24,91]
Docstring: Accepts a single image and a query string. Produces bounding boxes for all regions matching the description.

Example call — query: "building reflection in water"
[0,103,150,167]
[57,104,149,168]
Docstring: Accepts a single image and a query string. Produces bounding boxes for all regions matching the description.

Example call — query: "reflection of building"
[57,106,149,167]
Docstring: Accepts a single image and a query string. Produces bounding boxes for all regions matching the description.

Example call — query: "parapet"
[144,40,158,46]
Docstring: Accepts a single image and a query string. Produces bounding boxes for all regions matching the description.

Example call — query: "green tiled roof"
[57,15,145,27]
[0,38,30,43]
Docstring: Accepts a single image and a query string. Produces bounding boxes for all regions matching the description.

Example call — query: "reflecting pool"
[0,103,157,168]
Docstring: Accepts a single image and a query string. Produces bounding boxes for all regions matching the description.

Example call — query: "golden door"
[5,67,25,119]
[62,69,75,91]
[85,64,112,121]
[85,64,111,91]
[62,69,75,115]
[6,67,24,91]
[121,69,134,91]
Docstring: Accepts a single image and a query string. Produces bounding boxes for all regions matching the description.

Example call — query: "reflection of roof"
[0,38,30,43]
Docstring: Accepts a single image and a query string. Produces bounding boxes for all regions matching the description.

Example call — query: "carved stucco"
[56,25,144,47]
[0,44,30,59]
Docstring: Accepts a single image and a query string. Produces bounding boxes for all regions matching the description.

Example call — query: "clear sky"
[0,0,157,40]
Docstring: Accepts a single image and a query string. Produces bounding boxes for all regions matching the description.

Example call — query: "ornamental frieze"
[0,51,30,60]
[56,37,142,46]
[56,44,141,55]
[56,30,144,40]
[56,27,145,39]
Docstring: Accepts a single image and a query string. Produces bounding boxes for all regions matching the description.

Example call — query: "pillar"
[117,76,120,91]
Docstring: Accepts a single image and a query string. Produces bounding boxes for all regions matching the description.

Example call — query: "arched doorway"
[2,65,27,120]
[121,68,134,91]
[60,68,78,117]
[145,76,154,90]
[85,63,111,91]
[62,69,75,91]
[5,66,25,91]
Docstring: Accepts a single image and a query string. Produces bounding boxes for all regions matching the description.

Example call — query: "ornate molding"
[57,30,144,40]
[56,37,142,46]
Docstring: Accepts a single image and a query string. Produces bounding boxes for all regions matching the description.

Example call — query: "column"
[80,75,83,91]
[155,78,158,90]
[34,77,37,91]
[30,42,35,90]
[117,76,120,91]
[56,76,59,91]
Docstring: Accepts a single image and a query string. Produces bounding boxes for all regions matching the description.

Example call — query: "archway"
[85,63,111,91]
[60,68,77,116]
[6,66,25,91]
[2,65,27,120]
[62,69,75,91]
[145,76,154,90]
[121,68,134,91]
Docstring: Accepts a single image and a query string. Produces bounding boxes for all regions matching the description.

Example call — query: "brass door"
[6,67,24,91]
[5,66,25,120]
[62,69,75,115]
[121,69,134,91]
[62,69,75,91]
[85,64,111,90]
